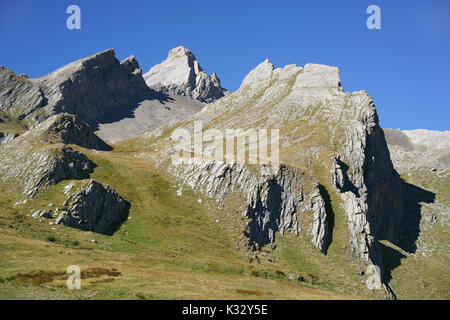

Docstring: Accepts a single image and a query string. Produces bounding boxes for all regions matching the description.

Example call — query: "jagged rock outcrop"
[308,187,330,253]
[56,180,129,235]
[169,159,330,252]
[0,49,150,127]
[0,142,93,198]
[0,114,97,198]
[144,46,227,103]
[0,66,47,123]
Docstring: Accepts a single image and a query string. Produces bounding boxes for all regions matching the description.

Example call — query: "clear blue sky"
[0,0,449,130]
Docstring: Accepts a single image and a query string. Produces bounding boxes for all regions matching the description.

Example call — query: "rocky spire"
[143,46,227,103]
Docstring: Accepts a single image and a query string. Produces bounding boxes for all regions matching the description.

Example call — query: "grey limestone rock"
[31,210,52,219]
[308,187,330,253]
[144,46,227,103]
[168,158,331,252]
[56,180,129,235]
[31,113,112,151]
[1,49,207,143]
[0,49,151,127]
[0,117,95,197]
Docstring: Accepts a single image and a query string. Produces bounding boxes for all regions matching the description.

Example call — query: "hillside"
[0,49,448,300]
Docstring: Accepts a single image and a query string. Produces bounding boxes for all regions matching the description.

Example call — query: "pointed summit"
[143,46,227,103]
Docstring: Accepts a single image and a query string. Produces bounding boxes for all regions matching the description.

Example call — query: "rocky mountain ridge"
[0,48,448,299]
[0,48,207,143]
[0,49,150,128]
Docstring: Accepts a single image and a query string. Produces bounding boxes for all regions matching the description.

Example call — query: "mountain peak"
[168,46,193,57]
[240,59,274,88]
[143,46,226,103]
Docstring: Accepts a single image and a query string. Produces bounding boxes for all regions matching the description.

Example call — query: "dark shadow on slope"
[398,179,435,253]
[379,242,406,284]
[104,199,131,236]
[318,184,334,254]
[87,88,174,131]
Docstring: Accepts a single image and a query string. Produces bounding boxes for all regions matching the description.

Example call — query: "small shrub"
[46,235,57,242]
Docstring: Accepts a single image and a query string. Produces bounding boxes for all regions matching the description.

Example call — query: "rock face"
[56,180,129,235]
[32,113,112,151]
[0,141,93,198]
[169,159,331,252]
[144,46,227,103]
[308,186,330,253]
[0,49,150,127]
[144,59,404,297]
[0,66,46,123]
[0,132,18,144]
[0,113,100,197]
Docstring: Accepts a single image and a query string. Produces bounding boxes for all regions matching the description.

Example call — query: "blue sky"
[0,0,449,130]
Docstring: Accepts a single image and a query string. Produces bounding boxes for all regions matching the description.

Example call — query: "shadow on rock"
[318,184,334,254]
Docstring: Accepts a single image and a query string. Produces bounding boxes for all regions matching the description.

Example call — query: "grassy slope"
[114,111,450,300]
[1,122,446,299]
[0,145,359,300]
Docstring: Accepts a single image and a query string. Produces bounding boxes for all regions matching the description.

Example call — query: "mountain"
[143,46,228,103]
[128,60,448,298]
[0,49,205,143]
[0,50,448,300]
[129,60,408,298]
[0,49,149,127]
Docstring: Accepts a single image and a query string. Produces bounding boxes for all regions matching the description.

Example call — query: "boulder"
[56,180,129,235]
